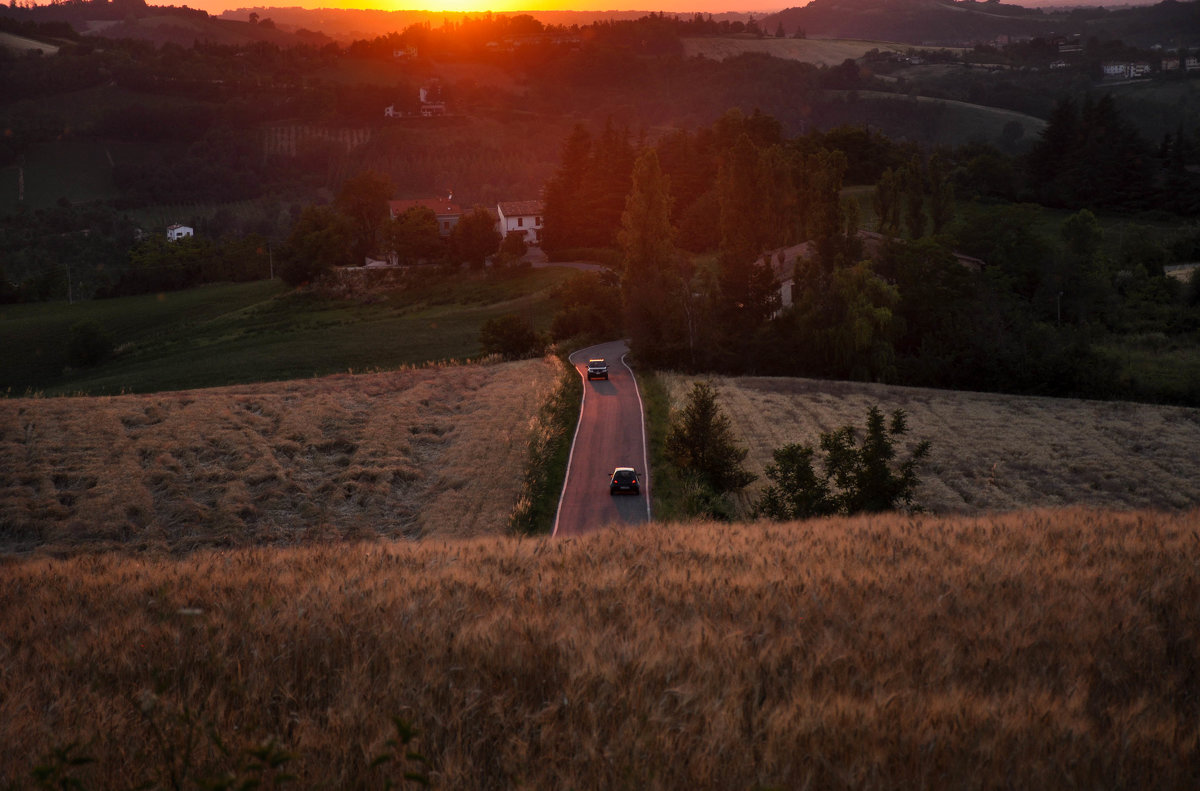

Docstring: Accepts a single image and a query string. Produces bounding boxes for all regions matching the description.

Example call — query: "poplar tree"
[715,134,779,365]
[619,149,690,367]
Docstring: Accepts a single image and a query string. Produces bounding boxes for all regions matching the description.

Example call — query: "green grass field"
[0,267,574,396]
[831,90,1046,148]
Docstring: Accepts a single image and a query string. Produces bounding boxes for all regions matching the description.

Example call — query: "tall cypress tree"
[541,125,592,254]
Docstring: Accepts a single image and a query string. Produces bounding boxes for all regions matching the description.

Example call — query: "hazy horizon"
[49,0,1164,22]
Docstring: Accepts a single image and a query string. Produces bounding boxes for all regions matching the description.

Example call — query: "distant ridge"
[761,0,1200,47]
[217,7,761,43]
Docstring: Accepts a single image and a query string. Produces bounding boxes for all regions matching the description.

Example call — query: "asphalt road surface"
[553,340,651,536]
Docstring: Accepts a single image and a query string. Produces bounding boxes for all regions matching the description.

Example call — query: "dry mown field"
[663,374,1200,515]
[0,358,558,554]
[2,509,1197,788]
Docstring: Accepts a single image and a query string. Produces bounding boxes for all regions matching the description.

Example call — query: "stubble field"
[0,357,558,554]
[662,374,1200,515]
[2,509,1197,788]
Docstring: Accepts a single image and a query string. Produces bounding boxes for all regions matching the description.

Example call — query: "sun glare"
[372,0,554,11]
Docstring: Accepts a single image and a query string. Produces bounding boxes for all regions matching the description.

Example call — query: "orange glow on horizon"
[177,0,785,17]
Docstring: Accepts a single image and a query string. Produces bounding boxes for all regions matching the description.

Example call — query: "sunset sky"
[197,0,788,16]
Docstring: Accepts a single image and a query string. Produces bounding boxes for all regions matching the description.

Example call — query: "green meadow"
[1,266,574,396]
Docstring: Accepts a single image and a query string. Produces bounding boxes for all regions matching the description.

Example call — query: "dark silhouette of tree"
[755,406,931,519]
[335,171,393,265]
[541,125,592,254]
[386,207,442,265]
[278,205,354,285]
[451,207,501,268]
[619,149,691,367]
[498,230,528,264]
[873,167,902,236]
[714,133,780,366]
[901,157,926,239]
[1026,95,1153,210]
[579,119,634,248]
[665,381,756,495]
[480,314,544,359]
[927,153,955,235]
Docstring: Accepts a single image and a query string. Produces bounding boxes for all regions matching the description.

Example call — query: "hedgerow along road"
[553,340,651,536]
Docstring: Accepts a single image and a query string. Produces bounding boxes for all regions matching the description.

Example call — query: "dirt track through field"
[664,374,1200,514]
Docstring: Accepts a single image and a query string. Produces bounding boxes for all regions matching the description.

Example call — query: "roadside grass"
[3,508,1197,789]
[1,267,574,395]
[509,348,581,535]
[659,372,1200,517]
[637,370,691,521]
[0,356,557,553]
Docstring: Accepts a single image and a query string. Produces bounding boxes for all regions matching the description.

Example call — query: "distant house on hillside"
[496,200,543,245]
[389,196,462,237]
[419,80,446,117]
[764,231,986,316]
[1102,61,1152,79]
[384,79,446,118]
[166,224,193,242]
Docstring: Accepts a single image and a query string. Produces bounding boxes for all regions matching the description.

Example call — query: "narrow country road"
[553,340,651,536]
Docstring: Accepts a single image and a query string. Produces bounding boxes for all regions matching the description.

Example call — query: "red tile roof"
[497,200,544,217]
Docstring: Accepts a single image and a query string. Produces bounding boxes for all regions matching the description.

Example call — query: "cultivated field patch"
[0,357,558,553]
[681,37,959,65]
[663,374,1200,514]
[0,30,60,54]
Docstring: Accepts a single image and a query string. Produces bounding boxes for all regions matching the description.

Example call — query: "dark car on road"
[587,358,608,380]
[609,466,640,495]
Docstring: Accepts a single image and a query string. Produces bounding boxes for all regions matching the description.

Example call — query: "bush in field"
[666,382,756,506]
[278,205,354,285]
[549,270,622,342]
[452,208,502,269]
[498,231,529,264]
[480,314,544,359]
[67,321,114,368]
[755,405,930,520]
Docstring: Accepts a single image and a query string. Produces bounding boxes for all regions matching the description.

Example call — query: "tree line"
[537,107,1200,405]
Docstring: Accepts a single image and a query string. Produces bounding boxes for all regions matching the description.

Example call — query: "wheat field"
[2,509,1197,788]
[663,374,1200,515]
[0,358,558,554]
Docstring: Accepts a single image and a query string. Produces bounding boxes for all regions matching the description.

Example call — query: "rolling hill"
[5,357,1199,556]
[764,0,1200,47]
[0,357,560,555]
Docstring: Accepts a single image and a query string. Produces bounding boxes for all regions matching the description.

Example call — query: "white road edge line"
[551,349,588,538]
[620,351,652,522]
